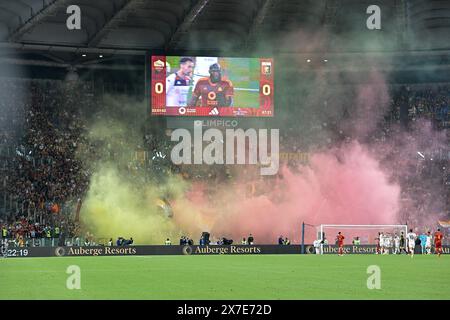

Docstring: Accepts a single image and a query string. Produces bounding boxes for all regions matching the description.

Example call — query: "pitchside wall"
[4,245,450,258]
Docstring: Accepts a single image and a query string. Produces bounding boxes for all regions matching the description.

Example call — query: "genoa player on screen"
[166,57,194,107]
[336,232,345,256]
[434,228,444,257]
[188,63,234,107]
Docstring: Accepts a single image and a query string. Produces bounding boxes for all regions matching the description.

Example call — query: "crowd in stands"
[388,85,450,225]
[0,78,448,246]
[1,79,94,244]
[395,84,450,128]
[0,212,80,247]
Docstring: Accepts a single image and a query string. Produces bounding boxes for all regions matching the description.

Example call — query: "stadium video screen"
[150,56,274,117]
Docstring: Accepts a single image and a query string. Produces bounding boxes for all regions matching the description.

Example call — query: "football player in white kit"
[406,229,417,258]
[379,232,385,254]
[313,239,322,255]
[383,233,392,254]
[425,231,432,255]
[1,238,8,258]
[393,233,400,254]
[166,57,195,107]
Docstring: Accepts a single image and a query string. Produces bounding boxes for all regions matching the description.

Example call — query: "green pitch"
[233,89,260,109]
[1,255,449,300]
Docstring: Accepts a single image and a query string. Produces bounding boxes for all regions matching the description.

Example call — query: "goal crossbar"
[318,224,408,242]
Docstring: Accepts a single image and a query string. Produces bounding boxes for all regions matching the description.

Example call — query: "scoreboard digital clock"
[4,249,29,257]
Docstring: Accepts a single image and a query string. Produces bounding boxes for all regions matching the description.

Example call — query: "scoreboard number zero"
[262,84,271,96]
[155,82,164,94]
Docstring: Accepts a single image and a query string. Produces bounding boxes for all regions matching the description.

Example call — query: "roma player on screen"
[188,63,234,107]
[336,232,345,256]
[434,228,444,257]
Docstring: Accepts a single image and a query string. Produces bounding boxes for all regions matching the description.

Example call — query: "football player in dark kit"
[399,231,406,254]
[188,63,234,107]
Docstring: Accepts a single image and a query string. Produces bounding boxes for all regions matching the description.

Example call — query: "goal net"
[317,224,408,245]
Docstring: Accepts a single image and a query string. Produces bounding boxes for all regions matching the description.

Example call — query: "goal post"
[318,224,408,245]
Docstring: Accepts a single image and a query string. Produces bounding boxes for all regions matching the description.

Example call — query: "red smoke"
[174,141,400,244]
[171,61,446,244]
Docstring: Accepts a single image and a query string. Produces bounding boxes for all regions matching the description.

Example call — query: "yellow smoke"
[80,165,178,244]
[76,95,202,244]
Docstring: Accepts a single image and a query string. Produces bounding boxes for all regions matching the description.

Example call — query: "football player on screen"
[188,63,234,107]
[166,57,194,107]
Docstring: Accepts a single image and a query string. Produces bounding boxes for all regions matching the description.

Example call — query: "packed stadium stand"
[0,0,449,246]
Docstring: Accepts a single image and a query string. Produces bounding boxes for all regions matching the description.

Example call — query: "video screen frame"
[150,55,274,117]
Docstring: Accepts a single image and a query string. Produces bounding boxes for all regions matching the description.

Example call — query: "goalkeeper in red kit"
[336,232,345,256]
[434,228,444,257]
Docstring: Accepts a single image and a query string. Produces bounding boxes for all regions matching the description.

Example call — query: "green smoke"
[76,95,192,244]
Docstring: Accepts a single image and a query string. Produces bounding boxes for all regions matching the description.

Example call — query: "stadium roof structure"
[1,0,450,52]
[0,0,449,70]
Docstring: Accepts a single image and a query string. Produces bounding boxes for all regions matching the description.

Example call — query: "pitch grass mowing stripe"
[0,255,449,300]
